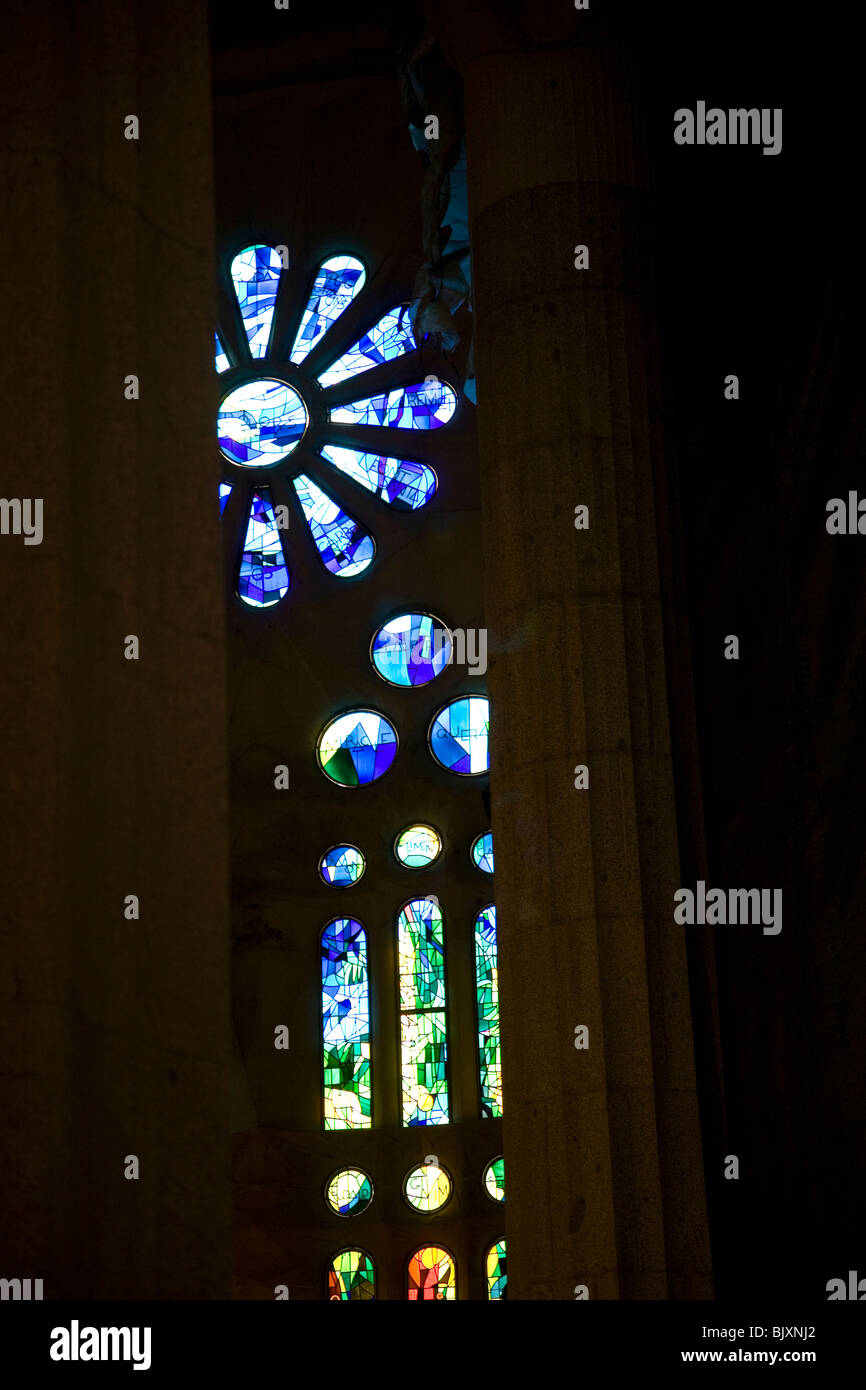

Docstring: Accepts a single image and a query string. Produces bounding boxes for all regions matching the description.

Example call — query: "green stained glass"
[321,918,371,1130]
[398,897,449,1124]
[398,898,445,1010]
[400,1011,449,1127]
[327,1248,376,1300]
[486,1240,507,1299]
[483,1155,505,1203]
[475,905,502,1118]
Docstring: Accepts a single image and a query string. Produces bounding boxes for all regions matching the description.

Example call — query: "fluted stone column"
[0,1,230,1298]
[457,28,713,1296]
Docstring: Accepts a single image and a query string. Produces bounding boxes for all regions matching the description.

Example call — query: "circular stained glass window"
[317,710,398,787]
[370,613,452,687]
[319,844,366,888]
[428,695,489,775]
[403,1161,453,1213]
[471,830,494,874]
[483,1156,505,1203]
[395,824,442,869]
[325,1167,374,1217]
[218,378,307,467]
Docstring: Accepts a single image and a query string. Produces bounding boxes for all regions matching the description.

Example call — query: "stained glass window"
[237,489,289,608]
[215,332,230,374]
[319,446,437,511]
[429,696,490,775]
[330,380,457,430]
[471,830,494,874]
[475,905,502,1118]
[322,918,371,1130]
[317,305,416,387]
[325,1168,374,1217]
[292,474,374,578]
[403,1161,452,1213]
[328,1249,376,1300]
[483,1156,505,1204]
[486,1240,507,1300]
[371,613,451,687]
[230,243,283,358]
[290,255,366,364]
[398,897,449,1125]
[215,242,453,610]
[319,844,366,888]
[394,825,442,869]
[218,379,307,467]
[317,710,398,787]
[407,1246,456,1300]
[219,482,233,516]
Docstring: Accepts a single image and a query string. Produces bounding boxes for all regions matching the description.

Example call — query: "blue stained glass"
[230,244,283,358]
[471,830,494,874]
[237,488,289,607]
[293,474,374,578]
[319,844,366,888]
[429,696,489,775]
[290,255,366,365]
[329,380,457,431]
[317,305,416,387]
[215,332,230,374]
[219,483,233,516]
[322,918,371,1130]
[218,379,307,468]
[317,710,398,787]
[320,445,437,511]
[371,614,451,687]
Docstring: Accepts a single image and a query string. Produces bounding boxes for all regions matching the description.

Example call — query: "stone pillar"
[453,24,713,1296]
[0,1,230,1298]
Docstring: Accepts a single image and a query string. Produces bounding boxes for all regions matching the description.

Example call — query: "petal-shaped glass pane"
[483,1156,505,1203]
[319,844,366,888]
[328,1249,376,1300]
[475,905,502,1118]
[407,1246,456,1300]
[322,918,371,1130]
[371,613,451,686]
[429,696,490,775]
[218,379,307,468]
[219,483,232,516]
[317,711,397,787]
[403,1162,452,1213]
[329,379,456,430]
[293,474,374,578]
[394,824,442,869]
[325,1168,374,1217]
[215,332,230,373]
[320,445,436,510]
[486,1240,507,1300]
[237,489,289,608]
[230,244,283,359]
[290,255,366,365]
[471,830,494,874]
[317,305,416,387]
